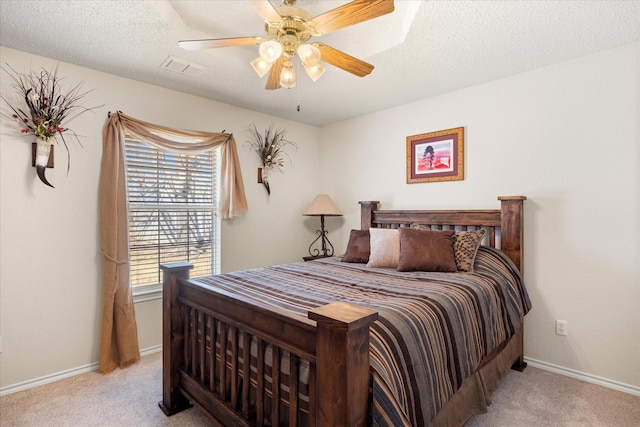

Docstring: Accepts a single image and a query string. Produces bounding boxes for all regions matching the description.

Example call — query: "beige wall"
[320,42,640,389]
[0,46,322,390]
[1,41,638,393]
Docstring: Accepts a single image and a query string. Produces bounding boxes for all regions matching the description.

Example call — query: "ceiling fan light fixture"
[304,63,325,82]
[297,44,321,66]
[250,56,273,78]
[259,40,283,63]
[279,63,296,88]
[178,0,395,91]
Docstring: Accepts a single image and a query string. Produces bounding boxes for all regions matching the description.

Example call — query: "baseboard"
[524,357,640,396]
[140,344,163,357]
[3,350,637,397]
[0,345,163,397]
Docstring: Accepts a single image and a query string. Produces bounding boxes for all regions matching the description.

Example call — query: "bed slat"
[241,332,251,418]
[257,338,265,427]
[271,345,281,426]
[209,317,216,391]
[198,311,205,384]
[188,309,195,375]
[230,326,239,409]
[219,321,228,400]
[289,355,300,426]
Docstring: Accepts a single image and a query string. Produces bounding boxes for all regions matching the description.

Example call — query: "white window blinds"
[125,137,219,287]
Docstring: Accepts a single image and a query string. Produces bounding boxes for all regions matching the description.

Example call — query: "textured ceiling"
[0,1,638,126]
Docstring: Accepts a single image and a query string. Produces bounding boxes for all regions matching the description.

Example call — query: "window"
[125,137,219,301]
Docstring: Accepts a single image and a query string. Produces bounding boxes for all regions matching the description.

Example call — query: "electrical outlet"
[556,320,568,336]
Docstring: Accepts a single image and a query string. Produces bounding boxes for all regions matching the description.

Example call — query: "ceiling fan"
[178,0,395,90]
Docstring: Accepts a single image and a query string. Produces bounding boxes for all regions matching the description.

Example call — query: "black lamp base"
[307,214,335,258]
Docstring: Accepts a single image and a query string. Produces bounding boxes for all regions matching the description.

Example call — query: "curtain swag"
[98,112,248,373]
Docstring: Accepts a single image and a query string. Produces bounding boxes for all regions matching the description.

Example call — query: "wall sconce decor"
[245,123,297,195]
[0,63,101,188]
[32,142,55,185]
[303,194,343,259]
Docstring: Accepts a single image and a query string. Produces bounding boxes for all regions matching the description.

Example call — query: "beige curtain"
[98,112,248,373]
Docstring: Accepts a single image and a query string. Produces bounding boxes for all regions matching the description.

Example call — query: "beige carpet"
[1,352,638,426]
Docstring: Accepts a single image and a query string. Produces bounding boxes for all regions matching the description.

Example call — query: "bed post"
[497,196,527,273]
[158,262,194,416]
[359,201,380,230]
[498,196,528,372]
[309,302,378,427]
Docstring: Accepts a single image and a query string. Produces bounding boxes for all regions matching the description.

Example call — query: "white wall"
[320,42,640,389]
[0,47,321,390]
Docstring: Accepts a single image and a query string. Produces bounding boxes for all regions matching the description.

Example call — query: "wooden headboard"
[359,196,526,273]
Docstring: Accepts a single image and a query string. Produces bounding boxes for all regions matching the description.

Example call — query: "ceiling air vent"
[160,56,207,77]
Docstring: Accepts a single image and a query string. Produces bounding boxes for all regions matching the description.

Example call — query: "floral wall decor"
[245,123,297,195]
[0,63,101,188]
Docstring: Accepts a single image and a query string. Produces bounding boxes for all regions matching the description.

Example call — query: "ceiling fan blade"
[250,0,282,23]
[265,56,285,90]
[310,0,394,35]
[315,43,374,77]
[179,36,265,50]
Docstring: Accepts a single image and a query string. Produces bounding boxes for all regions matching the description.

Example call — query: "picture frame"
[406,127,464,183]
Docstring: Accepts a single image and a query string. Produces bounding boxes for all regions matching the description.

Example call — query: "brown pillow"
[412,224,486,272]
[397,227,457,272]
[341,229,370,263]
[453,229,486,272]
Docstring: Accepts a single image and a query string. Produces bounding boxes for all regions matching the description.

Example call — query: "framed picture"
[406,127,464,183]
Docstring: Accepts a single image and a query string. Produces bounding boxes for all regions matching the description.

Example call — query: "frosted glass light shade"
[251,56,272,78]
[297,44,321,66]
[304,63,325,81]
[259,40,283,63]
[279,65,296,88]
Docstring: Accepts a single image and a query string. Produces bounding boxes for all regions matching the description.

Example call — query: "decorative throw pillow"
[397,227,457,272]
[366,228,400,268]
[341,229,370,263]
[453,229,486,272]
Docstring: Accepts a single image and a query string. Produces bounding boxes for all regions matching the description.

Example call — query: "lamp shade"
[304,63,325,82]
[303,194,343,216]
[259,40,283,63]
[297,44,321,66]
[279,63,296,88]
[250,56,272,78]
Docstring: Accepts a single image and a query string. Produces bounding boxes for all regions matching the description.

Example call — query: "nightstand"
[303,255,330,262]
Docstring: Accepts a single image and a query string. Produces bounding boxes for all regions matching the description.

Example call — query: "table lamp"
[303,194,343,258]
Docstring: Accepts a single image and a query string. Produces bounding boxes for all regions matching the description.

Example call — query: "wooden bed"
[159,196,528,426]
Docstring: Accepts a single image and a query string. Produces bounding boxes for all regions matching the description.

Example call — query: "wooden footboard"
[158,262,378,426]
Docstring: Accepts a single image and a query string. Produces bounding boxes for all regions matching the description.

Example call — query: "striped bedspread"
[195,246,531,426]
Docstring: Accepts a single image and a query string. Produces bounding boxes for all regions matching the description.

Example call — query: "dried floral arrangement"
[245,123,297,195]
[0,63,101,187]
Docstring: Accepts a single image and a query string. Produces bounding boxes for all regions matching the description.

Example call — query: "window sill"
[133,283,162,303]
